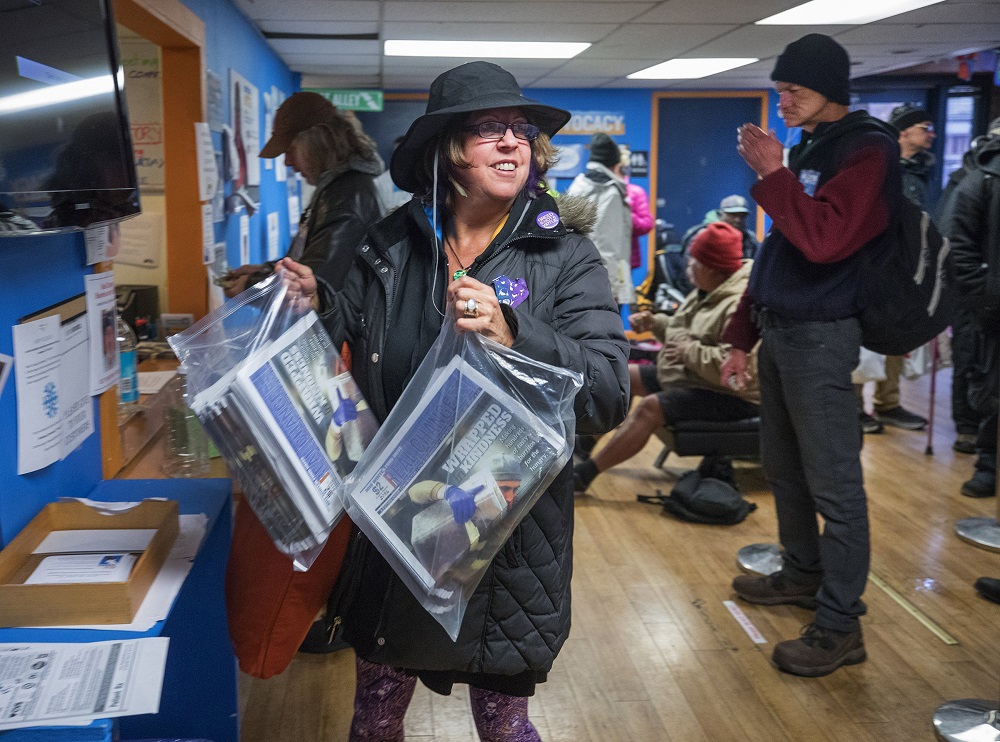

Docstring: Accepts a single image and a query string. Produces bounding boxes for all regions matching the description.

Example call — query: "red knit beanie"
[689,222,743,274]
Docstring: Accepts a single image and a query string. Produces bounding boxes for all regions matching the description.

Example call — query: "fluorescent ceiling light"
[0,74,117,115]
[756,0,945,25]
[628,58,758,79]
[384,40,590,59]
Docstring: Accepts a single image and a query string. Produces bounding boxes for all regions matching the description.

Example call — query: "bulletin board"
[118,32,165,191]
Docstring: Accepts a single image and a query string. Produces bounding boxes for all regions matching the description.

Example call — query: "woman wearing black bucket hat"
[277,61,629,740]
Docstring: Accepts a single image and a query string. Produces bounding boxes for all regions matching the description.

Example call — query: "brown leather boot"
[771,623,866,677]
[732,571,820,609]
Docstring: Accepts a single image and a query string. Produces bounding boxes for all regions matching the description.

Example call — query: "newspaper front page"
[190,312,377,559]
[348,356,564,591]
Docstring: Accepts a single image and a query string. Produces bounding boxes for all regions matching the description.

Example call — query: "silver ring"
[463,297,478,318]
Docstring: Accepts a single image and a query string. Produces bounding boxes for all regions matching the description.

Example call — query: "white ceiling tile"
[233,0,379,21]
[235,0,1000,89]
[583,24,740,60]
[258,21,379,35]
[687,25,854,59]
[883,1,1000,23]
[381,21,617,40]
[282,53,382,65]
[633,0,804,24]
[300,73,383,87]
[267,39,381,55]
[384,1,653,22]
[528,76,621,87]
[836,22,1000,44]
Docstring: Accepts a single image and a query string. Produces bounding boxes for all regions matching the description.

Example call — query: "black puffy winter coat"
[950,136,1000,330]
[319,191,629,678]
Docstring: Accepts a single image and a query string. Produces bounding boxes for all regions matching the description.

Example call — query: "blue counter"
[0,479,238,742]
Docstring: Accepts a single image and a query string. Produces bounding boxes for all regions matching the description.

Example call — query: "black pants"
[757,313,868,633]
[952,307,983,436]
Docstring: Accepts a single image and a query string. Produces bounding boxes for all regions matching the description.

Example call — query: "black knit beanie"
[588,133,621,168]
[770,33,851,105]
[889,105,931,132]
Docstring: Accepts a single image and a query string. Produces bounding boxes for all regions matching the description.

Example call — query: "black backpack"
[638,470,756,525]
[859,197,953,356]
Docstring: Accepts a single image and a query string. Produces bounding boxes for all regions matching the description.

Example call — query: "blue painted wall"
[179,0,300,270]
[0,234,103,543]
[0,0,297,545]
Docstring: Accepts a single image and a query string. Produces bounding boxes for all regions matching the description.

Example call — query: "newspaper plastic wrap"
[340,319,584,640]
[168,273,378,570]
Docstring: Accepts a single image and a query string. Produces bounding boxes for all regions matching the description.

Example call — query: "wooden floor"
[239,368,1000,741]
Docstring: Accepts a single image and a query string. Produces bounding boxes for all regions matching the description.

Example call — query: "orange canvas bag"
[225,500,354,679]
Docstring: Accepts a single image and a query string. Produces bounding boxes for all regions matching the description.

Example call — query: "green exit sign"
[304,89,384,112]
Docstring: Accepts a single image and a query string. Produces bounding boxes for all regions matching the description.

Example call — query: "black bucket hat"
[390,61,571,193]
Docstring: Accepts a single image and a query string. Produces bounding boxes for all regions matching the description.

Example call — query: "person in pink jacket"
[622,148,654,269]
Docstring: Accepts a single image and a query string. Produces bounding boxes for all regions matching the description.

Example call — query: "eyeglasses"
[915,123,935,132]
[464,121,540,141]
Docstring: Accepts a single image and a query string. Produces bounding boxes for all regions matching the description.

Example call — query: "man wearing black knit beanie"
[721,33,903,677]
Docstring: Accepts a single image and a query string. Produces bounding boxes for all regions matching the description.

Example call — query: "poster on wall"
[239,213,250,266]
[206,70,225,132]
[13,315,62,475]
[58,312,95,460]
[229,70,261,188]
[84,223,121,265]
[267,212,280,260]
[119,37,165,191]
[0,353,12,400]
[117,212,163,269]
[548,144,586,179]
[84,273,119,396]
[263,87,286,172]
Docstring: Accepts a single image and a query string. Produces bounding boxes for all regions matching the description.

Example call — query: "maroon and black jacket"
[724,111,902,351]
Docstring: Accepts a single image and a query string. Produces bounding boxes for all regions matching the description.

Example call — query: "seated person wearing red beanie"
[575,221,759,492]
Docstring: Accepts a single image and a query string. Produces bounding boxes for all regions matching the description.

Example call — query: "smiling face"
[456,108,532,206]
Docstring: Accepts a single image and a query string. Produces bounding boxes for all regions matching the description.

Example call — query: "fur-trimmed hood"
[556,193,597,236]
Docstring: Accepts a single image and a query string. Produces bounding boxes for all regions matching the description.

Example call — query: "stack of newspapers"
[189,312,378,559]
[343,356,567,594]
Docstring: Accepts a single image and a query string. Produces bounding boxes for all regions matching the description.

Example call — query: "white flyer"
[0,638,169,730]
[84,272,120,396]
[0,353,13,399]
[24,553,138,585]
[267,211,279,261]
[239,213,250,266]
[84,223,121,265]
[229,70,260,187]
[194,122,218,202]
[13,316,62,475]
[201,202,214,264]
[59,312,94,459]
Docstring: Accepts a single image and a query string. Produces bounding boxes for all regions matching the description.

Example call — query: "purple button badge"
[535,210,560,230]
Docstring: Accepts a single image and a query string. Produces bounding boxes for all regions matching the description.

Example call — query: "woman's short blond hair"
[413,111,559,200]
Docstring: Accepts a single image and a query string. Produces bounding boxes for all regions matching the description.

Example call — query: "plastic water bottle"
[117,314,139,419]
[162,367,209,477]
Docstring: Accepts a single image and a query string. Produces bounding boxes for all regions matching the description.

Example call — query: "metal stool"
[653,417,760,468]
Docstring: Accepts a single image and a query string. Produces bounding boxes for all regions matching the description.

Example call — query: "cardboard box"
[0,500,179,627]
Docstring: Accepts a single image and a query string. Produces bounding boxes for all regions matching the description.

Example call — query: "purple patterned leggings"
[349,657,542,742]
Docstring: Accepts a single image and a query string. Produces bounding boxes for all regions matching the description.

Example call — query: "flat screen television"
[0,0,140,235]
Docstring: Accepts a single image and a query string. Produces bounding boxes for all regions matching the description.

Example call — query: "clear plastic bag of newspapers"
[168,271,378,570]
[340,317,583,640]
